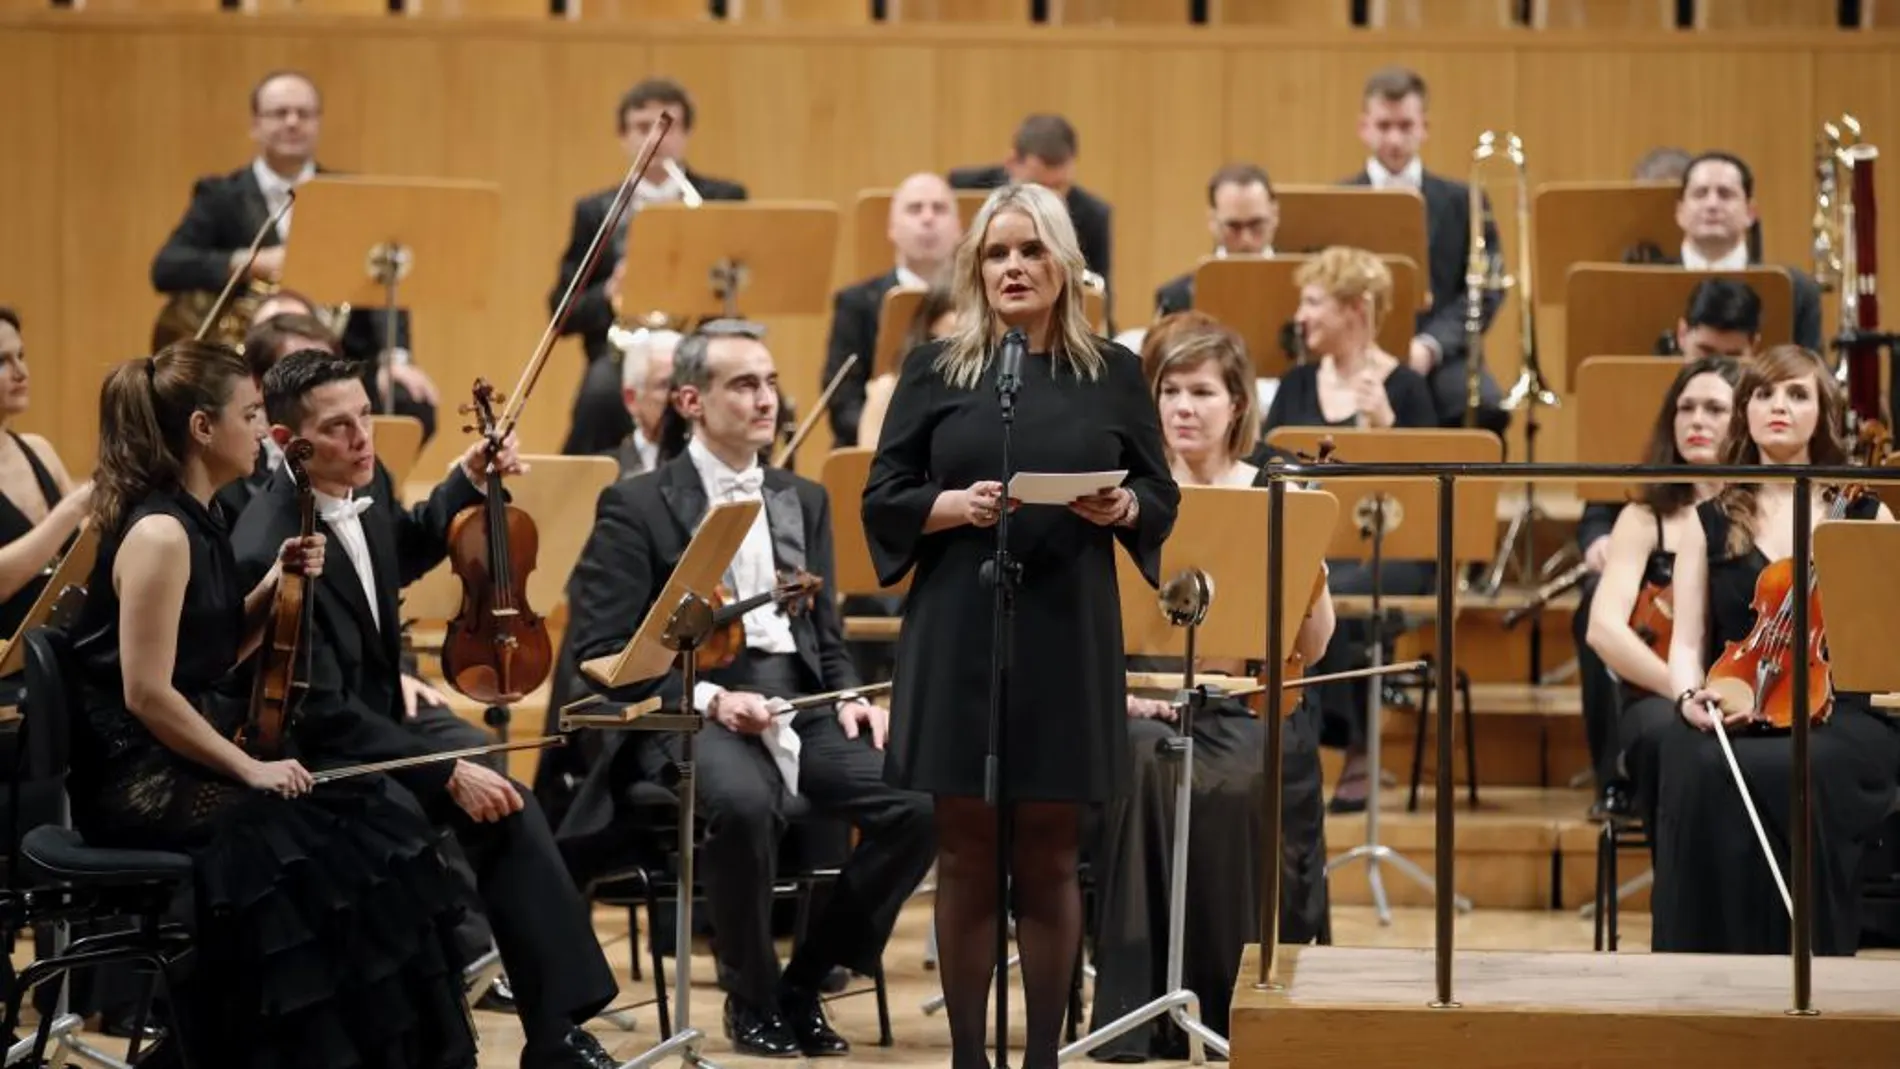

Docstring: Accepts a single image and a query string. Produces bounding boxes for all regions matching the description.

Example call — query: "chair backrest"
[21,627,76,783]
[1694,0,1839,29]
[1529,0,1677,28]
[1045,0,1190,24]
[1207,0,1354,27]
[1367,0,1520,28]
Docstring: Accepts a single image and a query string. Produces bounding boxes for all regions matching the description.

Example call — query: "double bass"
[239,439,318,756]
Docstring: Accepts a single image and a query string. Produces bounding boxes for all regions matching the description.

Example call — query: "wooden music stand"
[873,286,930,380]
[821,448,907,643]
[619,202,841,320]
[580,500,758,691]
[1572,357,1684,502]
[1191,255,1421,376]
[1814,521,1900,695]
[851,188,988,281]
[282,176,502,312]
[1271,186,1430,307]
[1117,484,1336,666]
[371,415,426,486]
[1532,181,1680,302]
[399,455,618,627]
[0,523,99,680]
[1563,265,1794,383]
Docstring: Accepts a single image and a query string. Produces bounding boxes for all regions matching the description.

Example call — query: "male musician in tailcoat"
[552,78,748,457]
[1340,66,1507,433]
[230,352,622,1069]
[149,70,438,416]
[558,321,934,1059]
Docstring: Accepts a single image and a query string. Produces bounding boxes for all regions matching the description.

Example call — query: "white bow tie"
[716,470,764,499]
[320,497,374,523]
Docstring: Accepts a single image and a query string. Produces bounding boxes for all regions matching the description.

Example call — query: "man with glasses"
[1154,162,1279,318]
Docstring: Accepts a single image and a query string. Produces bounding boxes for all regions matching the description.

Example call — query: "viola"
[1704,485,1865,730]
[694,569,824,671]
[240,438,318,757]
[1628,579,1675,662]
[441,381,554,705]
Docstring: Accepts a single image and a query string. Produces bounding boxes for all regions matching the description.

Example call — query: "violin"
[1704,484,1867,730]
[442,381,554,705]
[694,569,825,671]
[1628,579,1675,662]
[240,439,318,757]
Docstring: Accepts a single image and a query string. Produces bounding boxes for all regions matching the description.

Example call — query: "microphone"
[996,327,1026,400]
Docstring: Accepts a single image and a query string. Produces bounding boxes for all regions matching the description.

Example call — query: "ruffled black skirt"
[78,751,478,1069]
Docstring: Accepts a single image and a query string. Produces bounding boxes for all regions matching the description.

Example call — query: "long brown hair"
[1637,355,1744,516]
[1715,344,1845,555]
[1141,311,1260,464]
[93,340,253,537]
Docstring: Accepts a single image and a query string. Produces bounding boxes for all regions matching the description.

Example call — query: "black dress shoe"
[722,996,800,1058]
[521,1027,618,1069]
[476,974,517,1013]
[780,984,850,1057]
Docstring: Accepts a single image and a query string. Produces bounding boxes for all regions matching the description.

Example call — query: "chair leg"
[1407,664,1433,812]
[1458,669,1480,809]
[1593,823,1609,952]
[647,885,671,1037]
[1606,830,1622,952]
[872,958,893,1047]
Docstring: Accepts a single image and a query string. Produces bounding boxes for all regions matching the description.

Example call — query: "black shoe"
[779,984,850,1057]
[723,995,800,1058]
[521,1027,618,1069]
[100,1010,166,1044]
[1591,781,1635,822]
[476,974,517,1013]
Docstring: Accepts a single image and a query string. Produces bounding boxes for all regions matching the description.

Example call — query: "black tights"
[934,795,1082,1069]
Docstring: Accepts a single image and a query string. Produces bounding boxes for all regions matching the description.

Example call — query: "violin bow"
[771,354,858,468]
[195,192,296,343]
[310,735,566,785]
[1702,697,1795,918]
[1215,660,1428,701]
[495,113,674,442]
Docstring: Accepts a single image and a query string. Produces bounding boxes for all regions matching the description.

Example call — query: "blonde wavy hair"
[933,183,1101,390]
[1293,245,1393,332]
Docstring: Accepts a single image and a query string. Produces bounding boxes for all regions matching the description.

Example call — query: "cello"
[239,439,318,756]
[437,112,677,705]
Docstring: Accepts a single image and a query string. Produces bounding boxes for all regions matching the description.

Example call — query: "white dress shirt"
[252,157,316,239]
[314,488,380,631]
[1681,240,1748,271]
[895,264,930,290]
[1366,156,1424,190]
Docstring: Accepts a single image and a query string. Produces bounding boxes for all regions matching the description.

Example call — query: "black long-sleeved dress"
[863,337,1179,802]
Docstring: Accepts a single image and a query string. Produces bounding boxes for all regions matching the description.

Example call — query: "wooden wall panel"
[0,17,1896,483]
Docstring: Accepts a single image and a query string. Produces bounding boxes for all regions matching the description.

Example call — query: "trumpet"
[1463,132,1523,428]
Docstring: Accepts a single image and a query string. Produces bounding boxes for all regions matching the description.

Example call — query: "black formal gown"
[65,489,476,1069]
[0,433,64,638]
[1637,497,1899,955]
[863,338,1178,802]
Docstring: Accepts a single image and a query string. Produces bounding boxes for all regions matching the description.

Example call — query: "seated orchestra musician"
[822,171,960,448]
[0,307,89,640]
[863,181,1177,1069]
[1260,246,1436,813]
[66,341,478,1068]
[1344,66,1505,433]
[1153,163,1279,320]
[1633,145,1693,183]
[149,71,437,414]
[560,319,936,1058]
[1669,151,1821,352]
[1088,312,1334,1059]
[552,78,747,457]
[1646,346,1899,954]
[1580,356,1742,818]
[856,282,956,453]
[1572,281,1760,818]
[251,287,441,440]
[950,114,1114,316]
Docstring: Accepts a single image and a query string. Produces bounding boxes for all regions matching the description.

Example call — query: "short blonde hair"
[1293,246,1392,330]
[933,183,1100,390]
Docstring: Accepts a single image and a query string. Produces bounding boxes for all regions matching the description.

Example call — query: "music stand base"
[1057,990,1227,1065]
[614,1027,725,1069]
[5,1014,129,1069]
[1325,844,1474,926]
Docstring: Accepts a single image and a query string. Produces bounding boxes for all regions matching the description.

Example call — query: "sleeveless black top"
[0,432,66,637]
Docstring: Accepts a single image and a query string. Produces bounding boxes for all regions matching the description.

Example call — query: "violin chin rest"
[1707,676,1755,719]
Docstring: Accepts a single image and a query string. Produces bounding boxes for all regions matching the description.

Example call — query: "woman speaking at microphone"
[865,182,1178,1069]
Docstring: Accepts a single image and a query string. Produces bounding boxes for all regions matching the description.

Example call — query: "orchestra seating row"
[15,0,1899,31]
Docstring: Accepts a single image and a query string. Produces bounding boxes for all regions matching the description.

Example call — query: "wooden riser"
[1231,944,1900,1069]
[1381,711,1593,790]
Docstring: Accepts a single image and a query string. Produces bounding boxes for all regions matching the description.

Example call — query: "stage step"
[1230,943,1900,1069]
[1377,682,1593,790]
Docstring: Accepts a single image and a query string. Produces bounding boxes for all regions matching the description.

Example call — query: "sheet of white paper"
[1007,470,1129,506]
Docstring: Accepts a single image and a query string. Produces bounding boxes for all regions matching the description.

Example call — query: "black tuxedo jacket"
[1154,271,1194,319]
[1657,256,1822,353]
[550,167,749,366]
[566,453,860,712]
[1342,169,1502,365]
[948,164,1114,316]
[228,460,483,794]
[823,269,901,447]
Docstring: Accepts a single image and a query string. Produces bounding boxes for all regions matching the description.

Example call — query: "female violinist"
[0,307,90,641]
[66,341,478,1067]
[1585,355,1742,824]
[1089,312,1336,1058]
[1660,345,1900,955]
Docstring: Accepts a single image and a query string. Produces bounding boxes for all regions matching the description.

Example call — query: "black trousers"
[563,352,631,457]
[1423,355,1508,435]
[1573,575,1624,794]
[405,701,618,1043]
[633,654,936,1011]
[1311,560,1435,750]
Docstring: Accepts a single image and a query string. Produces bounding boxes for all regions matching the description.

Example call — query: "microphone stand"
[983,344,1022,1069]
